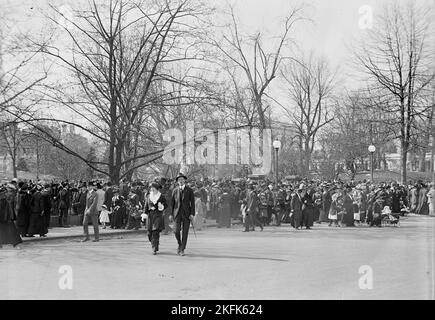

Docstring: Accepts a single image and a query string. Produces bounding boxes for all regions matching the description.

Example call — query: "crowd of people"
[1,174,435,250]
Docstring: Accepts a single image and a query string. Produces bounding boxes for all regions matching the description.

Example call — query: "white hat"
[382,206,392,214]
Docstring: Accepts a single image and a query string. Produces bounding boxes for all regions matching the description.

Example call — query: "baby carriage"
[381,206,400,227]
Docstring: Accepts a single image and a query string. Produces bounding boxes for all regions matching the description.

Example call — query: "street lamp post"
[273,139,282,183]
[368,145,376,182]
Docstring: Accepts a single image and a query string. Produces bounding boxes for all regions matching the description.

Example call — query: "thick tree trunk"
[401,141,408,184]
[12,157,17,178]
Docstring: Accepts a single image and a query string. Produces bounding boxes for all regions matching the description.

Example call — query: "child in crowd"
[100,204,110,229]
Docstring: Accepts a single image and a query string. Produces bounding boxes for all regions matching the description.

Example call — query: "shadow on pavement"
[183,253,288,262]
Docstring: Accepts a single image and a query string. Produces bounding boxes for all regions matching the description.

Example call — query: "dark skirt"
[0,221,22,246]
[148,210,164,232]
[302,207,314,227]
[28,213,48,236]
[342,208,355,226]
[290,211,302,228]
[218,204,231,228]
[126,215,141,230]
[111,208,125,229]
[15,210,30,236]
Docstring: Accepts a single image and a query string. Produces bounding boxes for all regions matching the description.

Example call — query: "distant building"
[0,123,90,179]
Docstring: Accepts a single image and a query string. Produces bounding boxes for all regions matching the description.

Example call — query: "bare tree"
[210,6,304,129]
[0,4,47,111]
[281,53,336,175]
[23,0,212,183]
[353,1,435,183]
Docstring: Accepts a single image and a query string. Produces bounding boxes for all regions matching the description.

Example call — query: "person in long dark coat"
[170,173,195,256]
[231,185,241,220]
[301,188,315,229]
[391,184,401,214]
[144,182,167,255]
[290,187,303,230]
[103,182,114,219]
[244,183,263,232]
[321,187,332,223]
[73,184,87,226]
[15,183,31,237]
[275,186,286,226]
[416,184,429,215]
[110,188,125,229]
[41,184,52,229]
[370,196,384,227]
[342,187,355,227]
[28,185,48,237]
[313,188,322,223]
[126,189,142,230]
[0,185,22,249]
[57,183,70,227]
[218,187,232,228]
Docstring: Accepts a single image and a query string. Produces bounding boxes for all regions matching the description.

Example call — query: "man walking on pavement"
[244,182,263,232]
[170,173,195,256]
[82,181,100,242]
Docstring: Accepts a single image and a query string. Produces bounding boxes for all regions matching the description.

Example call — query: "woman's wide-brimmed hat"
[150,181,162,190]
[175,172,187,181]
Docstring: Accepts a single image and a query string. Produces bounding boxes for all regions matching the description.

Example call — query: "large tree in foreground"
[24,0,212,183]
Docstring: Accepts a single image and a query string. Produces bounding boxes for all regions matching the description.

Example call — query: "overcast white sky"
[4,0,428,73]
[2,0,433,81]
[1,0,434,126]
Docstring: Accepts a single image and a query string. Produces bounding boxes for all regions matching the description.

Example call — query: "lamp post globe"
[273,139,282,150]
[273,139,281,183]
[368,145,376,182]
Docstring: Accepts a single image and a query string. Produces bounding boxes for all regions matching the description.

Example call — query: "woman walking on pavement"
[144,182,167,255]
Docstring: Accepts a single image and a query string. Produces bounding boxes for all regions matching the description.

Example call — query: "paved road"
[1,216,434,300]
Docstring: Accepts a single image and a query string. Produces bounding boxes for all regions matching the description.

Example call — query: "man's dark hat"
[176,172,187,181]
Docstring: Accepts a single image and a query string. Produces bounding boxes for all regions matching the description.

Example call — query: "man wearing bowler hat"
[82,181,100,242]
[170,172,195,256]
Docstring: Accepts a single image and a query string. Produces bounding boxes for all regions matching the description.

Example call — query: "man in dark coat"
[82,182,100,242]
[290,186,303,230]
[170,173,195,256]
[301,187,315,229]
[104,182,114,209]
[244,183,263,232]
[391,183,401,214]
[264,185,274,225]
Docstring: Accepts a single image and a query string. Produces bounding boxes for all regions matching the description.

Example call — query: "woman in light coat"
[427,183,435,217]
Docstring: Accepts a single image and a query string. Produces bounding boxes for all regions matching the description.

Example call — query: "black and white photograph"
[1,0,435,304]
